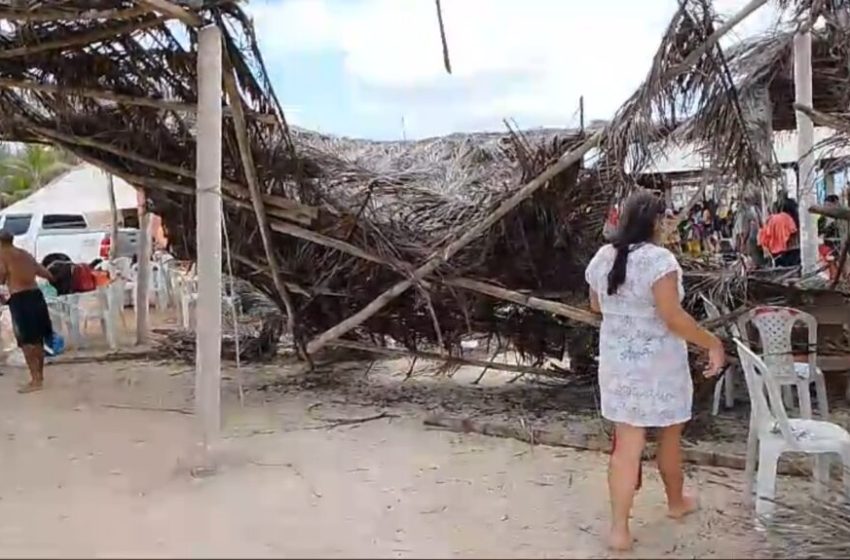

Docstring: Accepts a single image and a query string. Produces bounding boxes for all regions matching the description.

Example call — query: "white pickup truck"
[0,211,138,265]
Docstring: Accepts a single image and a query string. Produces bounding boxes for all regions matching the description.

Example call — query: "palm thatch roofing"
[0,0,843,370]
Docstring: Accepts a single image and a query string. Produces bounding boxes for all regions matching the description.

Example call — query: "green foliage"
[0,144,77,206]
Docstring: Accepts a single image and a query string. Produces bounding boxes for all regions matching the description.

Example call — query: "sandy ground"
[0,352,774,559]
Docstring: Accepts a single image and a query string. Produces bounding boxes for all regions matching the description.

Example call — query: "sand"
[0,352,772,559]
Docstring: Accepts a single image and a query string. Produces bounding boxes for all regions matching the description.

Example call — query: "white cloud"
[248,0,781,138]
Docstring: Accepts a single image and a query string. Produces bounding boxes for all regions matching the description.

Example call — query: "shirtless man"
[0,230,54,392]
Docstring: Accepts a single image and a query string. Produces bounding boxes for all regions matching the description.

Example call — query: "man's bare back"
[0,246,52,293]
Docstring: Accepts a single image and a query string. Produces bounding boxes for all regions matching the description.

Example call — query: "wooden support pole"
[302,0,771,356]
[195,25,223,451]
[221,56,299,348]
[135,192,151,345]
[795,30,818,274]
[106,172,119,260]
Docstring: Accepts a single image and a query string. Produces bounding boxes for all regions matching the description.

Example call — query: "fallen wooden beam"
[445,277,600,326]
[328,340,570,378]
[223,53,300,352]
[424,413,812,476]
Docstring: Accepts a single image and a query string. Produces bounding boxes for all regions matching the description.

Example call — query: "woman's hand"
[704,340,726,378]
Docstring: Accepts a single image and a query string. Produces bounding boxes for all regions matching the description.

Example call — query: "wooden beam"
[665,0,769,79]
[0,17,167,59]
[795,31,818,274]
[444,278,600,327]
[0,6,151,21]
[0,77,279,125]
[434,0,452,74]
[21,121,315,225]
[809,204,850,221]
[793,103,850,136]
[222,53,300,351]
[135,193,151,345]
[138,0,202,27]
[328,340,569,379]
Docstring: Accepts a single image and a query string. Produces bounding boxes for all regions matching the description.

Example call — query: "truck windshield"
[1,214,32,236]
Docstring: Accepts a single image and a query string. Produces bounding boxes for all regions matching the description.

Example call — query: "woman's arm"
[653,272,720,351]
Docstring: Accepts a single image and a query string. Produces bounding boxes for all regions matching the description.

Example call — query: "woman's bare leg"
[656,422,698,518]
[608,423,645,550]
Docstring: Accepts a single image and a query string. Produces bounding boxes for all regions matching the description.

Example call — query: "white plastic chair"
[105,257,134,308]
[737,306,829,420]
[700,294,740,415]
[63,287,117,350]
[130,261,169,313]
[734,340,850,520]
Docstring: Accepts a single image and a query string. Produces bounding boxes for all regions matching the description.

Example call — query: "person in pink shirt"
[758,200,799,267]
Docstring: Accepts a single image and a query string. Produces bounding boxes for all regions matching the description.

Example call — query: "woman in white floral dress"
[585,192,725,551]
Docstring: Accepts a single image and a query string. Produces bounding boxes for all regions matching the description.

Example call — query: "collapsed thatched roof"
[0,0,840,366]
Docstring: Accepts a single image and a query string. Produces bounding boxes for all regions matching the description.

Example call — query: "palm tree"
[0,144,73,204]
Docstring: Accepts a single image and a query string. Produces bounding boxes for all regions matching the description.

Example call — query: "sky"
[245,0,781,140]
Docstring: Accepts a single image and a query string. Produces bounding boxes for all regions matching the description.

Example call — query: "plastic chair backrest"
[734,339,795,444]
[736,306,817,379]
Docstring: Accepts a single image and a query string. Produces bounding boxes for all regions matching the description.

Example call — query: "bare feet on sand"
[608,527,633,551]
[17,382,43,394]
[668,494,699,519]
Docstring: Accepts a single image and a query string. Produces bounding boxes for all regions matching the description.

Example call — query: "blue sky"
[246,0,777,140]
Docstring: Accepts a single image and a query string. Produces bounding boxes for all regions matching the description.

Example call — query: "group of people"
[658,192,844,279]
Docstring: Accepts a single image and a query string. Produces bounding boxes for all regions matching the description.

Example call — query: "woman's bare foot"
[667,493,699,519]
[608,527,633,551]
[17,381,43,394]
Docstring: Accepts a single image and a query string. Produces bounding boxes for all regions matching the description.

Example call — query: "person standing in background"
[734,193,763,269]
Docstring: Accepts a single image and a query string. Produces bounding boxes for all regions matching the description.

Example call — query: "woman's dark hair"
[607,191,666,295]
[780,198,800,227]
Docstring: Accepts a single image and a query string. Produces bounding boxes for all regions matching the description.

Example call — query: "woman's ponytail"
[607,243,630,295]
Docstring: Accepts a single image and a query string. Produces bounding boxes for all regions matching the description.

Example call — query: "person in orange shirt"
[758,200,799,267]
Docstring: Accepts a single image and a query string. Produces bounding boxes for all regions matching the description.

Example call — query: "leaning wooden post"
[221,55,299,353]
[795,30,818,274]
[195,24,223,452]
[135,190,151,345]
